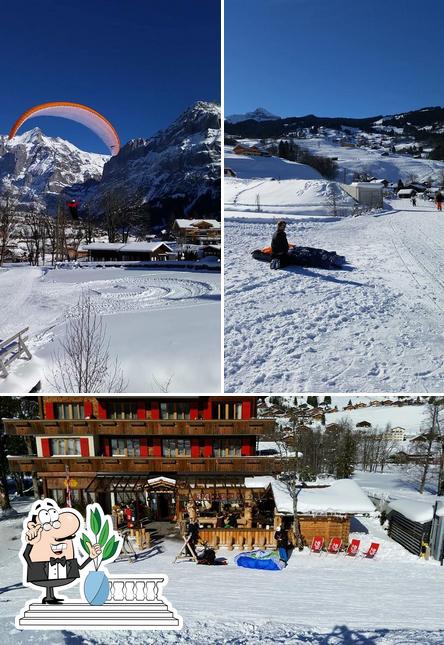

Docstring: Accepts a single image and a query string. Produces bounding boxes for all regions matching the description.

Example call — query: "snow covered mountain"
[0,129,108,211]
[0,101,221,221]
[67,101,221,220]
[225,107,280,124]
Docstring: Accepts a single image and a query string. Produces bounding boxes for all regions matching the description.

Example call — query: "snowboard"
[252,246,346,270]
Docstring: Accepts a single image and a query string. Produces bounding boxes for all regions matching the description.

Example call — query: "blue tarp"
[234,549,284,571]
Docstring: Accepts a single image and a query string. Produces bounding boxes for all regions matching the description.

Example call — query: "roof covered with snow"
[84,242,173,252]
[270,479,375,515]
[174,219,221,229]
[388,499,435,524]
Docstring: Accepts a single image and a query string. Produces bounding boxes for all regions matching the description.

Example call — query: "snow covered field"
[1,496,443,645]
[325,402,427,435]
[225,147,354,216]
[0,265,221,392]
[224,203,444,392]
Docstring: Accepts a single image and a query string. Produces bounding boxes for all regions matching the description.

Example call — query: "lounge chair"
[327,536,342,554]
[362,542,379,559]
[345,538,361,557]
[310,536,324,554]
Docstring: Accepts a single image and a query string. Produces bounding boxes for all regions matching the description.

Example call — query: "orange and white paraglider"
[8,102,120,155]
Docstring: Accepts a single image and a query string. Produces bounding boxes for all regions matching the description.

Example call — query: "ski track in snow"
[0,267,221,392]
[0,267,220,349]
[224,205,444,392]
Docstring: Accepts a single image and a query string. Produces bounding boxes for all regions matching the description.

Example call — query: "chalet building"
[172,219,221,246]
[356,420,372,429]
[385,426,406,442]
[84,242,175,262]
[232,144,270,157]
[5,397,279,538]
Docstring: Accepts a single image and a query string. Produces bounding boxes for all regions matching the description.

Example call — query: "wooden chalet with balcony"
[6,397,280,546]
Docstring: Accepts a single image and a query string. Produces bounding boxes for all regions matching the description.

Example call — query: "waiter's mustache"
[54,533,76,542]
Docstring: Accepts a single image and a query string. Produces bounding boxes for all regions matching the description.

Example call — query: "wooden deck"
[198,527,276,550]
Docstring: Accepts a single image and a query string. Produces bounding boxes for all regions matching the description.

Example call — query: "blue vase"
[83,570,110,606]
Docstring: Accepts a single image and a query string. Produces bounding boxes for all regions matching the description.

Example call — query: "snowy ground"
[224,201,444,392]
[1,496,443,644]
[0,265,221,392]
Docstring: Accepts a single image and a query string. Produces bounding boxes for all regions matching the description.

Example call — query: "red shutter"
[80,438,90,457]
[241,437,252,456]
[140,437,148,457]
[152,437,162,456]
[44,401,54,420]
[242,400,252,420]
[151,401,160,420]
[41,438,51,457]
[103,438,111,457]
[191,438,199,458]
[204,438,213,457]
[137,400,146,419]
[190,401,198,420]
[84,400,93,418]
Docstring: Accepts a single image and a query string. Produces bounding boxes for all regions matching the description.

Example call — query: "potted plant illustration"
[80,504,122,606]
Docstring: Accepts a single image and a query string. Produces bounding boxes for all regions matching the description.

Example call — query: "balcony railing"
[4,418,274,437]
[7,455,279,476]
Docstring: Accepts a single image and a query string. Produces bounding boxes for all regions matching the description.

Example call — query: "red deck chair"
[345,538,361,557]
[327,536,342,554]
[310,536,324,554]
[362,542,379,559]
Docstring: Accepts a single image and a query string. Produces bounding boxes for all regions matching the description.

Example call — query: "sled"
[252,245,346,270]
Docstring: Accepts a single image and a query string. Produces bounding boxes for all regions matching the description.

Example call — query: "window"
[211,401,243,420]
[213,439,242,457]
[106,401,139,419]
[159,401,191,420]
[110,438,141,456]
[54,403,85,420]
[162,438,191,457]
[50,438,81,456]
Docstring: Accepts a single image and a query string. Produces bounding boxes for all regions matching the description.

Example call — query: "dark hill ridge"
[225,106,444,140]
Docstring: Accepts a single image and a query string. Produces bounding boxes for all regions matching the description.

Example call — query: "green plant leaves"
[98,520,110,548]
[80,533,92,556]
[102,535,120,561]
[90,507,102,536]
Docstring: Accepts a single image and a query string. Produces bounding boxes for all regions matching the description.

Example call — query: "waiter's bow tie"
[50,556,67,566]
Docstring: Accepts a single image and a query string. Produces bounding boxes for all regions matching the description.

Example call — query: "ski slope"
[0,265,221,392]
[224,201,444,392]
[225,146,356,216]
[1,496,444,645]
[225,146,322,179]
[298,135,444,184]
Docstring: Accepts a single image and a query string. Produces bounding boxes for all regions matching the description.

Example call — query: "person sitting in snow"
[270,220,290,269]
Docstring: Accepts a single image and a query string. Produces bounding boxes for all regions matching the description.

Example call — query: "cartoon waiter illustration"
[22,498,101,604]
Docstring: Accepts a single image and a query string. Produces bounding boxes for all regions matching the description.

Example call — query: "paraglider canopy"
[8,102,120,156]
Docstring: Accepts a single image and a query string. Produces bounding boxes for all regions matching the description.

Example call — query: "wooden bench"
[0,327,32,378]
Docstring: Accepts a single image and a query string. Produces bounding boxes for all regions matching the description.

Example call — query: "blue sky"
[2,0,220,154]
[225,0,444,118]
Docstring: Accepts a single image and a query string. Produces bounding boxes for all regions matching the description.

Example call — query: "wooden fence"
[0,327,32,377]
